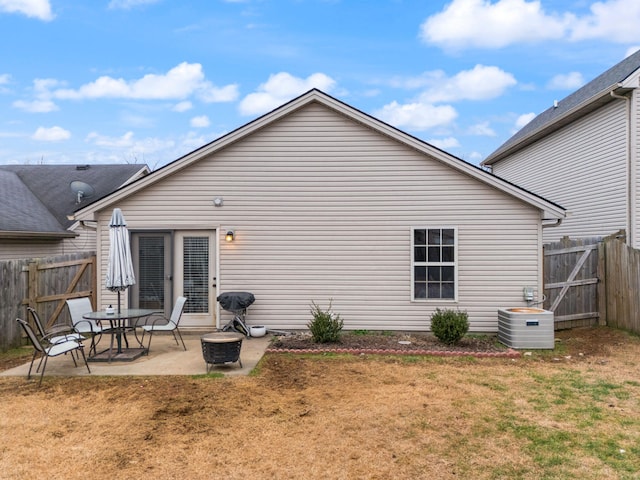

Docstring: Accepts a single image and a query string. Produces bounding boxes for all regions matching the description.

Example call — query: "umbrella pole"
[116,291,122,353]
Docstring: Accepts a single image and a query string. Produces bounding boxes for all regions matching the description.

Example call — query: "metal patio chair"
[27,306,85,345]
[66,297,105,357]
[140,296,188,352]
[16,318,91,386]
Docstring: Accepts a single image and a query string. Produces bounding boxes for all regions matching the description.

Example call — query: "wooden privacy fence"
[601,236,640,333]
[543,231,640,334]
[0,252,96,352]
[543,235,604,329]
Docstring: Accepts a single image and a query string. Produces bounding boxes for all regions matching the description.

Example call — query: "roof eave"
[0,230,78,240]
[482,84,633,166]
[73,89,566,221]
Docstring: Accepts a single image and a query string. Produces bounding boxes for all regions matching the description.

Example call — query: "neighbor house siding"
[0,226,96,261]
[633,89,640,248]
[95,102,544,332]
[492,100,627,243]
[62,224,97,255]
[0,241,67,260]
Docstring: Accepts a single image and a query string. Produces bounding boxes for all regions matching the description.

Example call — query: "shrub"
[308,300,344,343]
[430,308,469,345]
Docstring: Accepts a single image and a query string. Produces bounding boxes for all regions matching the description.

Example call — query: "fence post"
[597,241,607,326]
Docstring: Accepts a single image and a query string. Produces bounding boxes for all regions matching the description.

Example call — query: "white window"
[412,227,457,301]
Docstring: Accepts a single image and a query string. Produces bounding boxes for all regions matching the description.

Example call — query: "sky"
[1,0,640,170]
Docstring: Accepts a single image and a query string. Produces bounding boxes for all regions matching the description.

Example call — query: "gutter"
[0,230,78,240]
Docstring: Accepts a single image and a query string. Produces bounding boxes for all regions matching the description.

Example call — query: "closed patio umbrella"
[105,208,136,314]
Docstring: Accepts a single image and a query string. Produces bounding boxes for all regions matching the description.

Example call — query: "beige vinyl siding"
[0,240,65,260]
[0,225,95,260]
[95,103,544,332]
[62,224,97,254]
[493,100,627,243]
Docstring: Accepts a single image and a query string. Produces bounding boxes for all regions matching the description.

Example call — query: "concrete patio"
[1,331,272,379]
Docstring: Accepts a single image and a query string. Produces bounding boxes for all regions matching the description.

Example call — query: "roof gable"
[74,89,565,220]
[484,49,640,165]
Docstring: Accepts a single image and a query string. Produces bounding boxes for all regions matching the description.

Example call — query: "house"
[74,89,565,333]
[482,49,640,247]
[0,164,149,260]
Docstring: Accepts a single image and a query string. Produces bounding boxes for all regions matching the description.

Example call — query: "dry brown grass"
[1,327,640,479]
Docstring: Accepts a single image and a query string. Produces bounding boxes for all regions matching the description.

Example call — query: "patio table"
[83,309,157,362]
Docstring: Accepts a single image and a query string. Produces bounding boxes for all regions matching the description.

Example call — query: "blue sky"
[1,0,639,169]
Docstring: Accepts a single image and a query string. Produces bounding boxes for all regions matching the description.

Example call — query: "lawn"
[0,327,639,479]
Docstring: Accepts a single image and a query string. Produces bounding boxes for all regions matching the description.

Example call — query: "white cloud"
[86,131,174,155]
[181,131,208,150]
[53,62,237,102]
[32,126,70,141]
[13,78,64,111]
[547,72,585,90]
[198,83,239,103]
[0,0,54,21]
[428,137,461,150]
[0,73,11,94]
[418,65,517,103]
[420,0,570,49]
[108,0,160,9]
[173,101,193,112]
[374,101,458,131]
[626,46,640,58]
[190,115,210,128]
[514,112,536,131]
[86,131,135,148]
[468,151,484,162]
[13,99,58,112]
[421,0,640,50]
[468,121,496,136]
[570,0,640,43]
[239,72,336,116]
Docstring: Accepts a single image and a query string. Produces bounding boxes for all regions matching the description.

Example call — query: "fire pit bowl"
[201,332,244,371]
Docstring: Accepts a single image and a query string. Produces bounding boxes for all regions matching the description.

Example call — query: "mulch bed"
[267,331,521,358]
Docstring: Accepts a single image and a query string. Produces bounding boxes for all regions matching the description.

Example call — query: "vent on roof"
[76,165,90,170]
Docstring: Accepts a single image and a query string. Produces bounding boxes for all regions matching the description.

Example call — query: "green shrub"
[430,308,469,345]
[308,300,344,343]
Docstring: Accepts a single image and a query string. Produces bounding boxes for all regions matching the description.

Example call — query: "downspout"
[542,218,563,229]
[610,89,633,246]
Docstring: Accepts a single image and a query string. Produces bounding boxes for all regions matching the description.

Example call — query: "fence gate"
[0,252,96,351]
[543,236,603,330]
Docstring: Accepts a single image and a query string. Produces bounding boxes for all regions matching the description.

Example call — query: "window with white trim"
[412,228,456,300]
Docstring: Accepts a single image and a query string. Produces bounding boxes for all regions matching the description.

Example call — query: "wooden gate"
[25,255,97,329]
[0,252,96,351]
[543,236,604,329]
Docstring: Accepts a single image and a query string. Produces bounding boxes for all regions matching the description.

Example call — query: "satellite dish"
[70,180,95,204]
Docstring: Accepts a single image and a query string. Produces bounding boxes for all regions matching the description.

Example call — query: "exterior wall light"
[225,230,235,242]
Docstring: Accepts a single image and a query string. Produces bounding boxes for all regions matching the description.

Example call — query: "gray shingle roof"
[484,49,640,165]
[0,164,148,237]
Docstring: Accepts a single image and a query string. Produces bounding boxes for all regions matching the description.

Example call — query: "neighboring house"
[74,89,565,332]
[482,49,640,247]
[0,164,149,260]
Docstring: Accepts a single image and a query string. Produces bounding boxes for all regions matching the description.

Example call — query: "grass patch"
[351,329,370,335]
[190,372,225,379]
[0,346,33,371]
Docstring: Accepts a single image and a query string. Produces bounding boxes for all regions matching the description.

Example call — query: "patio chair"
[140,296,188,352]
[27,306,85,345]
[66,297,105,356]
[16,318,91,386]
